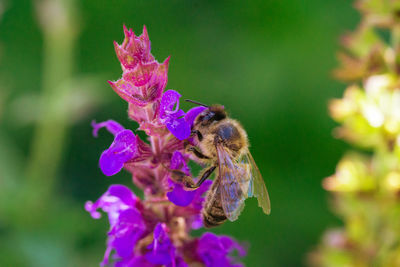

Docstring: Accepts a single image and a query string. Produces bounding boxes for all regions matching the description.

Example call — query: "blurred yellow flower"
[382,171,400,192]
[323,154,375,192]
[330,74,400,151]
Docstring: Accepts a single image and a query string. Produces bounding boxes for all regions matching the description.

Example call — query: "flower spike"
[87,26,247,266]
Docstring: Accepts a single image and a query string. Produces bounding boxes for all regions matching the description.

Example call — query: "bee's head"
[185,99,227,127]
[195,105,227,126]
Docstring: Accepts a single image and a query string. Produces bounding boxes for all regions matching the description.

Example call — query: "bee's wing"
[241,150,271,215]
[216,144,248,222]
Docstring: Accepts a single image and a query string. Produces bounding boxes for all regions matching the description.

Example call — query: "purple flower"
[99,130,137,176]
[92,120,138,176]
[166,152,212,218]
[167,182,195,207]
[185,105,207,126]
[145,223,176,265]
[170,151,191,176]
[85,185,146,265]
[115,256,155,267]
[160,90,190,140]
[92,120,125,137]
[197,233,246,267]
[85,185,137,221]
[87,26,249,267]
[160,90,207,140]
[167,151,195,206]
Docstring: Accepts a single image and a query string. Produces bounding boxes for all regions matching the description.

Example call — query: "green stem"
[25,0,77,203]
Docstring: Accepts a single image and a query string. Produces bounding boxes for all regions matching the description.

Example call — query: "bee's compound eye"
[203,112,215,121]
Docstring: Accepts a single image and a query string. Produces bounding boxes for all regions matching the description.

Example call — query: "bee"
[181,100,271,228]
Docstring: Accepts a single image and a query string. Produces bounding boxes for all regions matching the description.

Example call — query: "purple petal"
[110,208,146,258]
[85,185,146,265]
[92,120,125,137]
[115,256,155,267]
[165,116,191,140]
[84,201,102,219]
[153,222,167,240]
[111,230,137,258]
[100,245,113,266]
[197,233,246,267]
[191,215,203,230]
[168,151,194,206]
[146,223,175,265]
[167,181,195,207]
[220,236,247,257]
[191,180,212,211]
[185,106,207,127]
[107,185,137,207]
[167,256,188,267]
[99,151,125,176]
[159,90,193,140]
[85,185,137,225]
[146,250,174,265]
[99,129,137,176]
[170,151,190,175]
[189,180,213,229]
[160,90,181,118]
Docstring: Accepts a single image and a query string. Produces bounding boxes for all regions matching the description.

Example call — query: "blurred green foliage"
[0,0,359,266]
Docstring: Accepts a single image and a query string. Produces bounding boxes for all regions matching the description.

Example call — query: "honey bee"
[181,100,271,228]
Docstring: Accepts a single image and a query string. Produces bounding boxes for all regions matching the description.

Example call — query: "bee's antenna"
[185,99,209,107]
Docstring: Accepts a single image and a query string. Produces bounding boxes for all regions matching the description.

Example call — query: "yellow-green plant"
[311,1,400,266]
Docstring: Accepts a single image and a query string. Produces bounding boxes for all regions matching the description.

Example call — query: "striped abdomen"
[202,176,227,228]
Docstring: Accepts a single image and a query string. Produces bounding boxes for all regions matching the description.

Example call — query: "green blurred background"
[0,0,359,266]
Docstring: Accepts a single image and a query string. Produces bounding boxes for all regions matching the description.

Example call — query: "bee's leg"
[194,166,216,188]
[188,146,210,160]
[170,170,197,189]
[170,166,216,190]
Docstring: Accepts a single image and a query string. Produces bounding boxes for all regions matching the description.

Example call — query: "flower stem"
[25,0,78,202]
[145,107,162,156]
